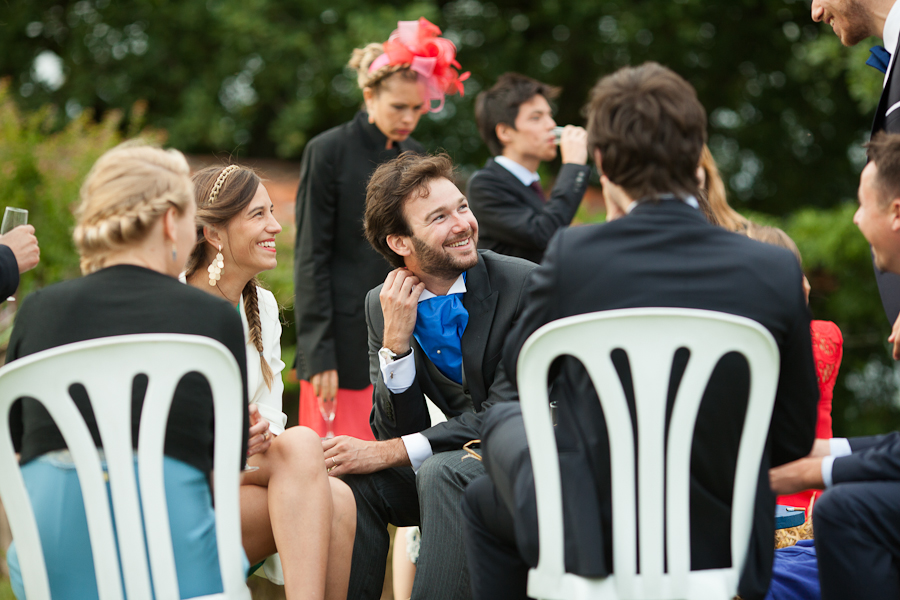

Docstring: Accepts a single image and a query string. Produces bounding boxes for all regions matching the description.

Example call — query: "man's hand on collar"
[322,436,410,476]
[381,268,426,354]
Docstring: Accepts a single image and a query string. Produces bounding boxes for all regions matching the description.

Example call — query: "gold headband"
[207,165,241,205]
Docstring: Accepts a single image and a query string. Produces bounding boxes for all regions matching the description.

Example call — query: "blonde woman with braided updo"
[5,144,253,599]
[294,18,467,441]
[186,164,355,600]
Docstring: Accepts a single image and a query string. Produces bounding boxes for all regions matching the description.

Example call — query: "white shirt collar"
[882,1,900,86]
[494,155,541,186]
[418,274,467,302]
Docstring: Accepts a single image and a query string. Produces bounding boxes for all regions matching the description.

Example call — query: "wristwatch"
[379,346,412,363]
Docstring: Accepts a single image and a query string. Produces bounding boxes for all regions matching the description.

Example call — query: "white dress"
[239,286,287,435]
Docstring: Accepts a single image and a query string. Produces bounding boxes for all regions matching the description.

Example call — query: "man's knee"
[417,450,484,497]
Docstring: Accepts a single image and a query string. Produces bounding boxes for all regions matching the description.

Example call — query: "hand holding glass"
[1,208,28,301]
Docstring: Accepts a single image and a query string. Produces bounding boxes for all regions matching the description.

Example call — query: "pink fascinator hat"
[368,17,470,113]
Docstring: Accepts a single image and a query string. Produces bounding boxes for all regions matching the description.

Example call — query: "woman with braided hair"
[5,143,251,599]
[186,164,355,600]
[294,18,467,439]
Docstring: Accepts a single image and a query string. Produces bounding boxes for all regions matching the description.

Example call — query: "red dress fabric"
[298,381,376,441]
[777,320,843,511]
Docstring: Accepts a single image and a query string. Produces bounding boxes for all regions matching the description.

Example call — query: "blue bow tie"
[413,291,469,384]
[867,45,891,74]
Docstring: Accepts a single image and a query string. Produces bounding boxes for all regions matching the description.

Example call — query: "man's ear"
[203,225,223,249]
[386,234,412,258]
[495,122,514,147]
[593,148,603,174]
[890,198,900,232]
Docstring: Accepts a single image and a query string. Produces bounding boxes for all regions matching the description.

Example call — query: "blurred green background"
[1,2,900,591]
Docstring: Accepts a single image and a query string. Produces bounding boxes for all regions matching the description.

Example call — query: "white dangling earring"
[208,245,224,286]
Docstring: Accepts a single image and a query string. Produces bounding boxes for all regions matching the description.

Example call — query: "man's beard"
[840,0,875,46]
[410,231,479,280]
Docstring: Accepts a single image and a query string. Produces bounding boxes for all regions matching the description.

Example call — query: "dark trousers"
[814,480,900,600]
[343,450,485,600]
[462,475,531,600]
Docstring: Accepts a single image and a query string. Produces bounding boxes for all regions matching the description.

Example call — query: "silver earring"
[171,244,177,262]
[208,245,224,286]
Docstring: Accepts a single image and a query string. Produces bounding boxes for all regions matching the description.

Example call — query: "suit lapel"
[873,37,900,135]
[487,159,547,212]
[461,254,498,405]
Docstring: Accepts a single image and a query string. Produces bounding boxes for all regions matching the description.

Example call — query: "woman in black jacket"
[294,18,467,438]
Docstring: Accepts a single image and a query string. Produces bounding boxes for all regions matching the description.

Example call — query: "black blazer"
[365,250,535,453]
[871,38,900,323]
[486,201,818,600]
[0,244,19,299]
[6,265,250,476]
[832,432,900,483]
[294,111,424,388]
[467,158,590,264]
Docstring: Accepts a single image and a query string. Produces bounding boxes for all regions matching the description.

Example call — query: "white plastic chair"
[0,334,252,600]
[518,308,780,600]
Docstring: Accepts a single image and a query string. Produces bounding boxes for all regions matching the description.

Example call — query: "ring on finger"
[331,457,337,468]
[263,431,269,442]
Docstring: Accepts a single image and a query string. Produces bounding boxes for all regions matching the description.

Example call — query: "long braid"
[242,278,274,389]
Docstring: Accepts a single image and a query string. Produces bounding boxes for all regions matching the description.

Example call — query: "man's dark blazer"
[0,245,19,299]
[294,111,423,388]
[365,250,535,453]
[870,38,900,324]
[481,201,819,600]
[832,431,900,483]
[467,158,589,264]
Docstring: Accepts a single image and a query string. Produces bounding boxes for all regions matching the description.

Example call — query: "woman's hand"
[247,404,272,458]
[311,369,339,402]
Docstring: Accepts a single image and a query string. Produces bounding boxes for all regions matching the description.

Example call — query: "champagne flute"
[1,207,28,301]
[319,398,337,440]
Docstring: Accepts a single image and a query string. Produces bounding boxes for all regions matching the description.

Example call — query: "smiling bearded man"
[319,151,536,600]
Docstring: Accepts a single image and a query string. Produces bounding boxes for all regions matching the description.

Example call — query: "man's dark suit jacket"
[365,250,535,453]
[294,111,423,388]
[0,245,19,299]
[482,201,819,600]
[871,38,900,324]
[832,432,900,483]
[467,158,590,264]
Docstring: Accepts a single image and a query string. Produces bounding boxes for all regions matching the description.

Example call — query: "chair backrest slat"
[0,334,251,600]
[519,308,780,600]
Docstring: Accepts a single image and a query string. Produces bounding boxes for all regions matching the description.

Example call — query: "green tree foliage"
[0,79,164,298]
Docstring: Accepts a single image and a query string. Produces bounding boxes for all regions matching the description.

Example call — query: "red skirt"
[297,380,376,441]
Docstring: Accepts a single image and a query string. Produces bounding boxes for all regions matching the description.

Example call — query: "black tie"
[529,181,546,202]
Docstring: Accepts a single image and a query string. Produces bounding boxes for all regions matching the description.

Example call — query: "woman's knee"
[269,426,325,468]
[330,477,357,529]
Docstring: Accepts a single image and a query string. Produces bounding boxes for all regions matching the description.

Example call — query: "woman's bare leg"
[325,477,355,600]
[392,527,417,600]
[241,426,332,600]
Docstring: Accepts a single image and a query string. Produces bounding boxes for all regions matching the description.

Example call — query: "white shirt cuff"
[829,437,852,457]
[821,455,836,488]
[379,348,417,394]
[402,433,433,473]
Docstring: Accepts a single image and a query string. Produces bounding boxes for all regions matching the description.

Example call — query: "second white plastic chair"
[517,308,780,600]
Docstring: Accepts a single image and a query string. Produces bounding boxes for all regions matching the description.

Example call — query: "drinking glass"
[1,207,28,236]
[320,398,337,440]
[1,207,28,301]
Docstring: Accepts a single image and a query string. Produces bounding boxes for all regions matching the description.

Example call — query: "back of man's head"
[475,72,560,156]
[365,151,455,268]
[866,132,900,207]
[586,62,707,202]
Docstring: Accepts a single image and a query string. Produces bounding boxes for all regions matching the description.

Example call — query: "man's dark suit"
[463,201,819,600]
[814,432,900,600]
[467,158,589,264]
[870,37,900,323]
[0,245,19,299]
[343,250,535,600]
